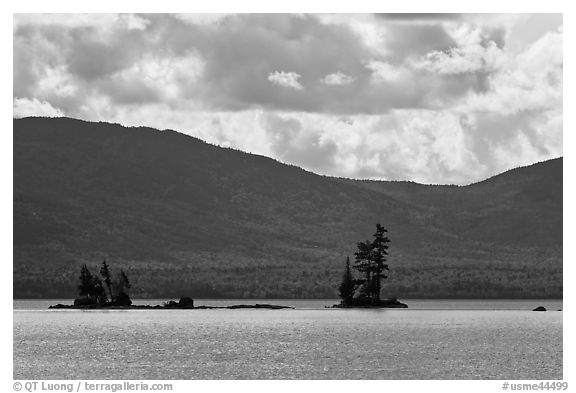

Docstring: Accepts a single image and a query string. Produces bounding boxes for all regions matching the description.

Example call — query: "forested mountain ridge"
[14,117,562,298]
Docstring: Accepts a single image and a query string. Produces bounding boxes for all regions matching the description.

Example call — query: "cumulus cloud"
[379,22,457,62]
[12,13,563,184]
[14,13,150,30]
[174,13,233,26]
[262,113,339,172]
[13,13,489,115]
[365,61,406,82]
[455,27,562,115]
[376,14,461,21]
[268,71,304,90]
[411,24,506,75]
[14,97,64,118]
[322,72,354,85]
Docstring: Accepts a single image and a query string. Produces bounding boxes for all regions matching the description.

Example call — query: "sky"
[13,13,563,184]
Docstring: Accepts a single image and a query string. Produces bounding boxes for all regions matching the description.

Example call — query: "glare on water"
[13,299,562,380]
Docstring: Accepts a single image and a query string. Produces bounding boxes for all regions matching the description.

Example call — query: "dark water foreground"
[14,300,562,380]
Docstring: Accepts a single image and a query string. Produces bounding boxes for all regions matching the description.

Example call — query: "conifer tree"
[115,269,132,306]
[92,276,107,304]
[78,264,95,298]
[338,256,356,305]
[353,224,391,303]
[354,239,374,301]
[120,270,131,294]
[371,224,390,302]
[100,260,113,303]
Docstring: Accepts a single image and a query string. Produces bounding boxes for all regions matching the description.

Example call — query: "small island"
[48,261,293,310]
[332,224,408,308]
[50,223,405,310]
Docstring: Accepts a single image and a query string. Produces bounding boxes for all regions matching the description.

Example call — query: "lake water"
[13,299,563,380]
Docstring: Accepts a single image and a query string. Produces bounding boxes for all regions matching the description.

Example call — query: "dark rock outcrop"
[49,299,294,310]
[533,306,547,311]
[224,304,292,309]
[73,297,96,307]
[333,297,408,309]
[179,296,194,308]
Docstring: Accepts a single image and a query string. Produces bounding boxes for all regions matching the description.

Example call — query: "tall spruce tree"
[77,264,107,304]
[78,264,95,298]
[115,269,132,306]
[354,239,374,301]
[353,224,390,303]
[120,270,131,294]
[370,224,390,302]
[338,256,356,305]
[92,276,107,304]
[100,261,113,303]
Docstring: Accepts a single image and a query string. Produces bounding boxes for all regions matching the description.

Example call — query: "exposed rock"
[73,297,96,306]
[178,296,194,308]
[333,297,408,309]
[49,301,294,310]
[533,306,547,311]
[49,303,72,309]
[226,304,293,309]
[164,300,179,308]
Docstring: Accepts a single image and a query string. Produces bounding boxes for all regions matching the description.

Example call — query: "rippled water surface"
[13,299,562,379]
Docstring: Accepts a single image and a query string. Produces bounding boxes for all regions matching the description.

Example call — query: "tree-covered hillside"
[13,117,562,298]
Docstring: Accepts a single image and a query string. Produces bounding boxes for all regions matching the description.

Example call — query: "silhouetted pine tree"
[115,269,132,306]
[78,264,95,298]
[371,224,390,301]
[100,261,113,302]
[338,256,356,305]
[353,224,391,303]
[120,270,131,294]
[92,276,107,304]
[354,239,374,301]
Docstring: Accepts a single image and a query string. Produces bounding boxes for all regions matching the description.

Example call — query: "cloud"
[14,13,489,115]
[268,71,304,90]
[455,27,562,115]
[174,13,233,26]
[376,14,461,21]
[365,61,406,82]
[262,113,339,172]
[322,72,354,85]
[100,54,205,105]
[14,98,64,118]
[379,23,457,62]
[258,110,491,184]
[411,26,507,75]
[12,13,563,184]
[14,13,150,30]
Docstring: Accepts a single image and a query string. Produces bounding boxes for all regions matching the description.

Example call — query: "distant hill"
[13,117,562,299]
